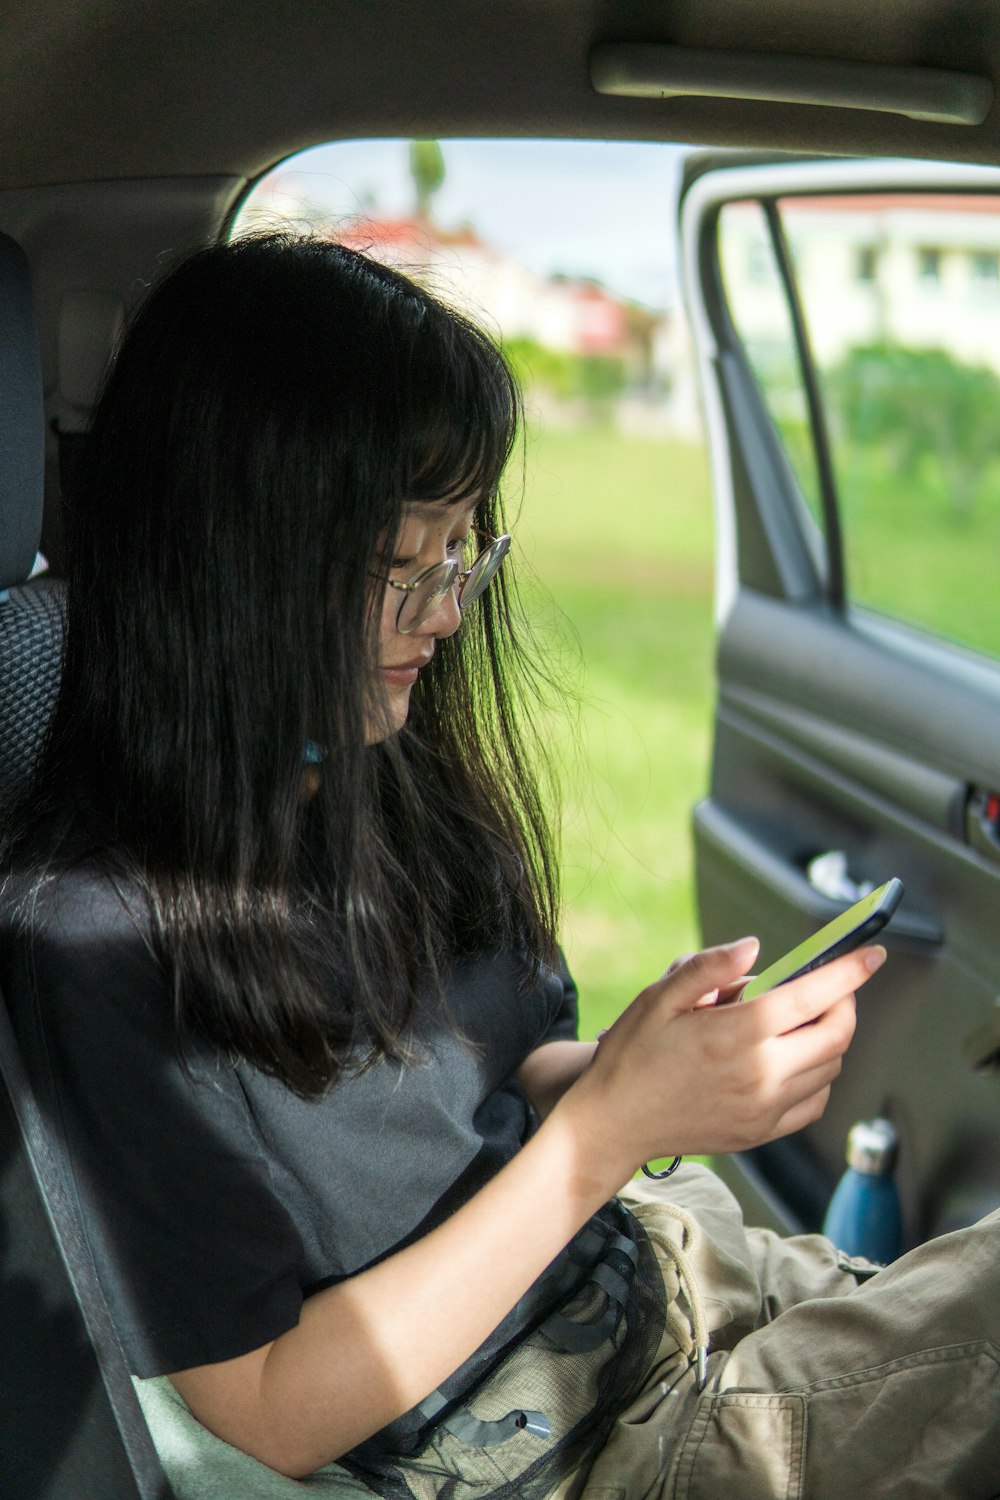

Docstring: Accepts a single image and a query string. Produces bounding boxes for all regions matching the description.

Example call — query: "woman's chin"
[365,688,411,744]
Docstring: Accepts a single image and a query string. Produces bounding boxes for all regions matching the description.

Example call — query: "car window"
[719,200,825,538]
[717,188,1000,660]
[233,140,713,1035]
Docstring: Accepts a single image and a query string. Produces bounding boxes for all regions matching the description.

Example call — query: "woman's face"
[367,499,475,743]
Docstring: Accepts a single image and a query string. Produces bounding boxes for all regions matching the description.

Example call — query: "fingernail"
[864,945,887,972]
[730,936,760,960]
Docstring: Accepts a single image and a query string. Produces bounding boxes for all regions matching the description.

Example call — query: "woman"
[1,236,994,1500]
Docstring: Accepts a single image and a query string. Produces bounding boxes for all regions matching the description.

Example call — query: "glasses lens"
[459,534,511,607]
[397,561,455,633]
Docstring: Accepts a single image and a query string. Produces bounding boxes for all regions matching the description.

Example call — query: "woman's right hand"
[552,937,885,1193]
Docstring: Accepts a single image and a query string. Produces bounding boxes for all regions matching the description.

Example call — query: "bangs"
[401,311,520,509]
[405,421,509,509]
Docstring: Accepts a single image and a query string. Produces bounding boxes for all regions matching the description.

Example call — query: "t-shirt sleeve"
[541,950,580,1043]
[4,874,306,1378]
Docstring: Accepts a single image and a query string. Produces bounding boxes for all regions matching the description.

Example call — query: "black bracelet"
[641,1155,683,1180]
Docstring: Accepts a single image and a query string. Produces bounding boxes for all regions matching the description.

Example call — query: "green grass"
[513,423,716,1040]
[775,412,1000,661]
[835,445,1000,659]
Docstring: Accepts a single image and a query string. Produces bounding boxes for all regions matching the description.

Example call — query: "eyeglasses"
[371,533,511,634]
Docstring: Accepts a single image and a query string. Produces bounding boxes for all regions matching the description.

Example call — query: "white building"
[720,193,1000,374]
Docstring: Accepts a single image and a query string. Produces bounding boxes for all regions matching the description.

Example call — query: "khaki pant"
[561,1165,1000,1500]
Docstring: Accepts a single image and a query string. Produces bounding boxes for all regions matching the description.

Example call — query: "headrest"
[0,233,44,593]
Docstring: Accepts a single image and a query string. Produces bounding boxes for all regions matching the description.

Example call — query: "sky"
[239,138,690,311]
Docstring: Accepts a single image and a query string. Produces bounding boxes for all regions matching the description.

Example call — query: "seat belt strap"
[0,984,171,1496]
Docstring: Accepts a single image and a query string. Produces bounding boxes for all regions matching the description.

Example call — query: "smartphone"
[737,877,904,1004]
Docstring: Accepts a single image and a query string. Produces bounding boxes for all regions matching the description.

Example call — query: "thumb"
[658,937,761,1012]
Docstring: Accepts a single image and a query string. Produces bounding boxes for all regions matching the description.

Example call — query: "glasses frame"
[372,532,512,634]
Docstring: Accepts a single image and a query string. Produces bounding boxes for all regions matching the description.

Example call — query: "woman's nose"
[415,579,462,638]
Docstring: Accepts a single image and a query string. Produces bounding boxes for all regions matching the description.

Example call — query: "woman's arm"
[172,1089,616,1476]
[516,1038,597,1118]
[170,938,882,1477]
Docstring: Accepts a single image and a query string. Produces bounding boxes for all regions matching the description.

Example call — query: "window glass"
[234,141,713,1034]
[855,245,879,282]
[721,190,1000,660]
[717,200,824,532]
[971,250,1000,284]
[917,245,943,283]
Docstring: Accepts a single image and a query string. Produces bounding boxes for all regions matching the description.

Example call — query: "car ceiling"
[8,0,1000,579]
[4,0,1000,189]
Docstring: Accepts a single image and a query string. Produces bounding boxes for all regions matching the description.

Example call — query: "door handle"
[966,788,1000,861]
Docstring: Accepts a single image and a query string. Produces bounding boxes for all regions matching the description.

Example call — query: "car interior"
[3,1,1000,1493]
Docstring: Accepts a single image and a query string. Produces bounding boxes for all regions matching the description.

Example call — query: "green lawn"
[513,423,716,1040]
[836,445,1000,659]
[776,408,1000,661]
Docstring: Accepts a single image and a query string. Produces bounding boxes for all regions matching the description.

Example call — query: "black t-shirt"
[0,865,580,1379]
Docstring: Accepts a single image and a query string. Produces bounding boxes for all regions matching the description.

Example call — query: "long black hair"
[17,233,561,1093]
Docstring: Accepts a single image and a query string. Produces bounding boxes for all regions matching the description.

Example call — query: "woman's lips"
[381,665,419,686]
[379,654,433,687]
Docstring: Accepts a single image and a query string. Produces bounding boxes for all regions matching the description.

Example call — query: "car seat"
[0,229,173,1499]
[0,233,64,813]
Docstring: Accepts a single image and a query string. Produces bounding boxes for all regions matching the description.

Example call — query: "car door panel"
[681,157,1000,1246]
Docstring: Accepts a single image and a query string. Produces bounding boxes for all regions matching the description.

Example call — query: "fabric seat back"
[0,229,173,1498]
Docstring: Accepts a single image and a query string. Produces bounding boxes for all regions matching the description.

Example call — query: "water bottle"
[822,1118,902,1264]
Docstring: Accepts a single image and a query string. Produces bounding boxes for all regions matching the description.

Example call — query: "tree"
[828,342,1000,517]
[409,139,445,224]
